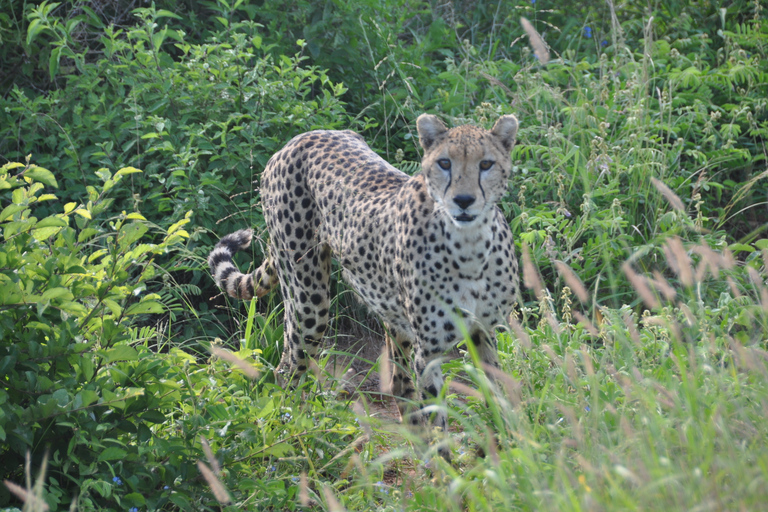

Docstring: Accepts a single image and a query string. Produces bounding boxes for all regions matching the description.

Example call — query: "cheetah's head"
[417,114,518,228]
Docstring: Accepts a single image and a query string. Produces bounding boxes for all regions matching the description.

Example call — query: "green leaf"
[98,447,128,462]
[32,226,63,240]
[125,300,164,316]
[141,410,167,424]
[26,18,44,46]
[0,204,25,222]
[42,287,75,302]
[262,443,294,457]
[118,222,148,249]
[35,216,68,229]
[74,208,92,220]
[729,243,754,255]
[75,389,99,409]
[116,166,142,176]
[24,165,58,188]
[99,345,139,363]
[155,9,183,19]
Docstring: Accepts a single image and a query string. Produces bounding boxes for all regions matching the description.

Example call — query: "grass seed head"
[554,260,589,303]
[520,17,550,65]
[197,460,231,505]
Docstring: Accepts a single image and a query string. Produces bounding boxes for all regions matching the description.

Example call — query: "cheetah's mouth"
[453,213,477,223]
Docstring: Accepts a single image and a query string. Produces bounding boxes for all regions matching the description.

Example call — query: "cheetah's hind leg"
[208,229,279,300]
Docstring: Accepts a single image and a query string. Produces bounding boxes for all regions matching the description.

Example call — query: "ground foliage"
[1,0,767,510]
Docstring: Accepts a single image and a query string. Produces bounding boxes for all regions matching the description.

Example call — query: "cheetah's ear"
[417,114,448,151]
[490,115,519,152]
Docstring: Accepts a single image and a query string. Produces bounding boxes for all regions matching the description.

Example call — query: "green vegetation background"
[0,0,767,510]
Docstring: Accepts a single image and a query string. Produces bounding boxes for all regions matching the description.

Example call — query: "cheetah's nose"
[453,194,476,210]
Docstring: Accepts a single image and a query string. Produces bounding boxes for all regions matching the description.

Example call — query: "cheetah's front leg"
[411,342,452,459]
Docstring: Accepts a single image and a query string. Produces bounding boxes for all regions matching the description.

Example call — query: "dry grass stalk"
[379,344,392,394]
[565,352,578,385]
[726,276,742,298]
[197,460,231,504]
[509,315,532,350]
[4,481,36,510]
[573,311,599,337]
[480,71,514,96]
[522,243,544,299]
[692,243,722,280]
[575,453,596,473]
[520,17,550,65]
[541,344,563,367]
[621,310,642,346]
[545,309,562,334]
[319,435,370,474]
[556,404,583,443]
[200,435,220,475]
[730,339,768,379]
[678,301,695,326]
[651,177,685,211]
[554,260,589,303]
[622,262,660,309]
[651,270,677,301]
[322,485,347,512]
[352,400,373,437]
[664,237,694,287]
[3,452,49,512]
[651,382,676,409]
[4,480,50,512]
[448,379,485,401]
[209,345,260,379]
[299,472,310,507]
[485,427,500,465]
[482,363,522,406]
[579,345,595,377]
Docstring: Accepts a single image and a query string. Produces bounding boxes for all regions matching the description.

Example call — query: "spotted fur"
[209,114,520,438]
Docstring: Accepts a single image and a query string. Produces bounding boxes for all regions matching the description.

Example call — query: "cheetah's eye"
[437,159,452,171]
[479,160,495,171]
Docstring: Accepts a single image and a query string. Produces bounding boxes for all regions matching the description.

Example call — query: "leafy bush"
[0,158,190,508]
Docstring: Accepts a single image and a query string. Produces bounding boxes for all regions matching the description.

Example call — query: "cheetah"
[209,114,520,439]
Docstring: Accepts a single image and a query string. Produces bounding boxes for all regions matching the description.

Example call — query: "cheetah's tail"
[208,229,278,300]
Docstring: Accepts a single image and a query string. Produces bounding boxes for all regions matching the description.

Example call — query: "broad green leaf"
[42,287,75,302]
[125,300,164,316]
[0,204,25,222]
[141,410,167,424]
[98,447,128,462]
[26,18,43,46]
[103,299,122,317]
[75,390,99,409]
[99,345,139,363]
[25,166,58,188]
[1,162,25,172]
[32,226,63,240]
[118,222,148,249]
[116,166,142,176]
[74,208,92,219]
[35,216,68,229]
[156,9,182,19]
[262,443,294,457]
